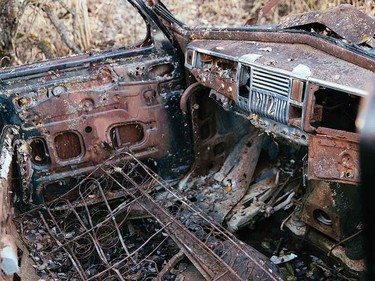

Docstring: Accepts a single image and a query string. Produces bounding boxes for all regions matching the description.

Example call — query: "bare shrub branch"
[42,3,81,54]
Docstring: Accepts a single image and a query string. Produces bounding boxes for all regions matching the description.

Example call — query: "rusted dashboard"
[185,40,374,184]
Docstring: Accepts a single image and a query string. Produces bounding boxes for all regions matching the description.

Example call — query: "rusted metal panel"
[191,68,238,101]
[211,131,263,223]
[308,134,360,184]
[278,4,375,45]
[290,80,304,103]
[0,55,193,206]
[156,3,375,73]
[186,40,374,92]
[301,181,341,241]
[187,90,253,175]
[194,31,373,71]
[0,0,195,208]
[301,179,364,260]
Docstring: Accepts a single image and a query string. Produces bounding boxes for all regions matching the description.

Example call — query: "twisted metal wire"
[17,148,282,281]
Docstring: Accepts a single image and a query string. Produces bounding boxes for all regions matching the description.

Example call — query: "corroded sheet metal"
[181,31,375,72]
[211,131,263,223]
[308,134,360,184]
[186,40,374,93]
[301,181,341,241]
[0,52,193,205]
[188,91,253,175]
[301,179,363,254]
[278,4,375,44]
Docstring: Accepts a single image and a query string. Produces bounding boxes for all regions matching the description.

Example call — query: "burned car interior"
[0,0,374,280]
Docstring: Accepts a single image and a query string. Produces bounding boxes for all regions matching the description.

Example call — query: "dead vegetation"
[6,0,375,66]
[164,0,375,27]
[13,0,147,65]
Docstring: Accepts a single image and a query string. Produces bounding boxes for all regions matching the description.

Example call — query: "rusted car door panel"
[0,7,193,206]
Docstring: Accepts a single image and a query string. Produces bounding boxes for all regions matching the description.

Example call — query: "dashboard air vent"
[252,68,290,96]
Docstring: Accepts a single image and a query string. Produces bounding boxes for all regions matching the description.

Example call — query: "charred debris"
[0,1,374,280]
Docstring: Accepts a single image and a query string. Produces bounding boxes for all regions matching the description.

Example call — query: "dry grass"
[164,0,375,26]
[15,0,147,64]
[13,0,375,65]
